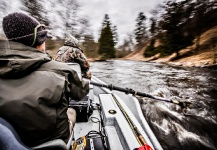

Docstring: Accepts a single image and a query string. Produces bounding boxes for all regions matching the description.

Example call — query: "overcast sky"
[78,0,165,45]
[0,0,165,45]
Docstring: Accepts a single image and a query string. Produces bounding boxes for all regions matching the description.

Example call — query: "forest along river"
[89,60,217,150]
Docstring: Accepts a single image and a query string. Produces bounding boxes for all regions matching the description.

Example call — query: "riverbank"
[122,51,217,69]
[123,26,217,69]
[122,47,217,68]
[88,54,217,69]
[153,50,217,68]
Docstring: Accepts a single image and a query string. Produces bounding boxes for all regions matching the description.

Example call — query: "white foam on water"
[151,88,171,98]
[153,118,216,150]
[156,103,184,120]
[197,110,217,124]
[185,106,217,124]
[152,102,216,149]
[152,119,171,135]
[172,121,216,150]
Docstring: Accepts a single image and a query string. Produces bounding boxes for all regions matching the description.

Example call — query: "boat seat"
[0,117,73,150]
[31,139,68,150]
[31,131,74,150]
[0,118,29,150]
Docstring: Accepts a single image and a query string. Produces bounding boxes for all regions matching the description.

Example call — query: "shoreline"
[88,57,217,69]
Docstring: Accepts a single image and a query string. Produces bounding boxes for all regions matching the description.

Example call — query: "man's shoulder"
[58,45,72,51]
[39,61,82,81]
[41,61,81,74]
[41,60,71,71]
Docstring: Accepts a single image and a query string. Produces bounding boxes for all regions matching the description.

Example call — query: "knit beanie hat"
[2,12,48,47]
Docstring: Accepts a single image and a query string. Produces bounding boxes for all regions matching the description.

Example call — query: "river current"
[89,60,217,150]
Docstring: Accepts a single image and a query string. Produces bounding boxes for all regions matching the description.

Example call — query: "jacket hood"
[64,34,79,48]
[0,40,51,78]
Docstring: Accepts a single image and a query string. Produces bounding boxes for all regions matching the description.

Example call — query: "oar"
[90,81,192,108]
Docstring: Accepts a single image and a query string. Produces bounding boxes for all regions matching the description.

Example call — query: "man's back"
[0,40,89,146]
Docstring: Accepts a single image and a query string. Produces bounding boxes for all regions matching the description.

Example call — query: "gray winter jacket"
[0,40,89,147]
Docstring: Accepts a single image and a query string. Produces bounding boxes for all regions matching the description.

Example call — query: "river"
[89,60,217,150]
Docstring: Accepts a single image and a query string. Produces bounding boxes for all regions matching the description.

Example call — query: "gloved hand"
[83,71,92,79]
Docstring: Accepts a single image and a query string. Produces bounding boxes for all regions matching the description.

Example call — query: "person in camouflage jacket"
[55,35,91,79]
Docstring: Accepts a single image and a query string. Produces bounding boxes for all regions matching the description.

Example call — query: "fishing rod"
[112,94,153,150]
[90,81,192,108]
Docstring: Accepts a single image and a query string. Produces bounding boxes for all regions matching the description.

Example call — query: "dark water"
[90,60,217,150]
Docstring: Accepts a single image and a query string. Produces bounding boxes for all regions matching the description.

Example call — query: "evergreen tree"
[158,0,194,56]
[192,0,212,53]
[102,14,110,28]
[98,14,116,60]
[112,25,118,46]
[134,12,147,46]
[150,18,157,39]
[144,18,157,57]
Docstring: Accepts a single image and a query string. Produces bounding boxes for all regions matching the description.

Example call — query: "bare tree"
[21,0,48,25]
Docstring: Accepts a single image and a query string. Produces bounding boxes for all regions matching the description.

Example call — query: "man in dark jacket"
[0,12,89,147]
